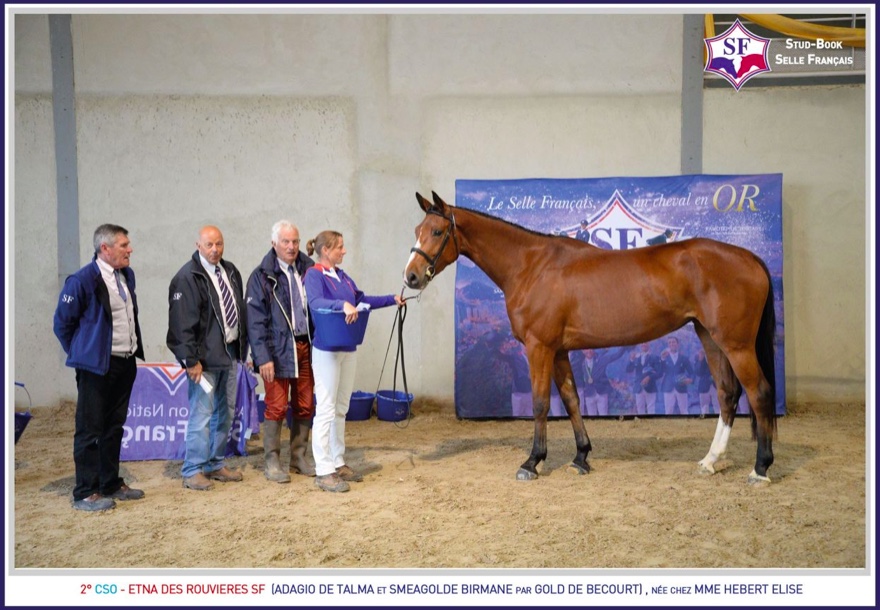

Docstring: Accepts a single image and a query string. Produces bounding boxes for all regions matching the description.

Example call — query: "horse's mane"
[454,205,584,244]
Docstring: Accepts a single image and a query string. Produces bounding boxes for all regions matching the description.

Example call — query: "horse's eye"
[432,229,443,237]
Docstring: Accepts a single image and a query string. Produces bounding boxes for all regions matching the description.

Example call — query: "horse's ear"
[431,191,449,212]
[416,192,432,213]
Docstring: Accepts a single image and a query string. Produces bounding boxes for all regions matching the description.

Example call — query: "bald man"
[167,226,248,491]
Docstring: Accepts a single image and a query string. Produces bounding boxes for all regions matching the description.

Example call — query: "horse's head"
[404,191,460,290]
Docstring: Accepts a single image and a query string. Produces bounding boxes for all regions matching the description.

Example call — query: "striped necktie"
[214,265,239,328]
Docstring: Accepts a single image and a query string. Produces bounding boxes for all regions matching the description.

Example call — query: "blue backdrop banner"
[453,175,785,419]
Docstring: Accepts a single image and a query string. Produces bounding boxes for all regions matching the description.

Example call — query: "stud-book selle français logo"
[704,18,771,90]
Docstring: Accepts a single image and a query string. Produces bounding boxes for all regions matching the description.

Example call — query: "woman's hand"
[343,301,359,324]
[394,294,404,307]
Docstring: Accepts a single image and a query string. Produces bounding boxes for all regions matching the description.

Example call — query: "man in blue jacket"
[646,228,676,246]
[167,225,248,491]
[580,347,628,416]
[246,220,316,483]
[575,219,591,243]
[659,336,694,416]
[626,343,661,415]
[54,224,145,512]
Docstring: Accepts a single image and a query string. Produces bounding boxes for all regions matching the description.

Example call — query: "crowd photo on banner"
[453,175,785,420]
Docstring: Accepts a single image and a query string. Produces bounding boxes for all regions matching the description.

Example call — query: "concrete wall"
[11,12,867,409]
[703,86,867,402]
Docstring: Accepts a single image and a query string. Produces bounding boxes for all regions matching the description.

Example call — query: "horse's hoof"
[747,469,772,486]
[567,462,591,475]
[697,460,716,475]
[516,468,538,481]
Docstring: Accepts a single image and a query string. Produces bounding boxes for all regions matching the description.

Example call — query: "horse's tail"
[751,258,778,441]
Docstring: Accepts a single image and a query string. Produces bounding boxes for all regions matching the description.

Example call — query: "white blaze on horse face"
[698,417,732,474]
[406,238,422,268]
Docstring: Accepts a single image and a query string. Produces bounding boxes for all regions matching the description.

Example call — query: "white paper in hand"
[198,373,214,394]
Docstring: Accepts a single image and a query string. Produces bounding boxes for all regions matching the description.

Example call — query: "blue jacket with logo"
[53,259,145,375]
[167,252,248,371]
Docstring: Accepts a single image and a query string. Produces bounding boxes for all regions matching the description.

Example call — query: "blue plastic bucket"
[347,391,375,421]
[14,412,33,444]
[312,308,370,348]
[376,390,413,422]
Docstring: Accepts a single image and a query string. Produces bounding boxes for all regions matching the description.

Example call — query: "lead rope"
[375,289,418,428]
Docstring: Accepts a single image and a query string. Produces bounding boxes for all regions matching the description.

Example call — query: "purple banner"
[121,364,189,461]
[121,363,259,461]
[454,175,785,419]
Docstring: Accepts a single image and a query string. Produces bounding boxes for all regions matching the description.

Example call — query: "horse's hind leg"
[552,350,592,475]
[518,342,553,481]
[726,349,775,484]
[694,324,741,476]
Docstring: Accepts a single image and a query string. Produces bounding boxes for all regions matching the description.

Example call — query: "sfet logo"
[704,19,771,90]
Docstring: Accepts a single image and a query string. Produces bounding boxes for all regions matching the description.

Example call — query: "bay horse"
[404,191,778,484]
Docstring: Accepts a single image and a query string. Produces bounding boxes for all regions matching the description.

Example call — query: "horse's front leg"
[517,398,549,480]
[517,343,553,481]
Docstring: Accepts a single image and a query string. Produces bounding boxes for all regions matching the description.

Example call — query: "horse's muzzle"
[404,268,430,290]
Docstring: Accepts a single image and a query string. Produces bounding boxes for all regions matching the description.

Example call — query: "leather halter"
[410,208,459,283]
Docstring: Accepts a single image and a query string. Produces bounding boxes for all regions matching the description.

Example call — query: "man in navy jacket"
[580,347,627,416]
[626,343,661,415]
[659,336,694,415]
[54,224,145,512]
[246,220,316,483]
